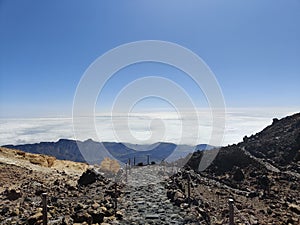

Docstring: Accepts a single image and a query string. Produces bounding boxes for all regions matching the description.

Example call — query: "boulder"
[174,190,185,206]
[72,211,92,224]
[89,209,105,223]
[115,210,123,220]
[78,169,101,186]
[4,189,22,201]
[289,204,300,214]
[62,216,73,225]
[27,212,43,225]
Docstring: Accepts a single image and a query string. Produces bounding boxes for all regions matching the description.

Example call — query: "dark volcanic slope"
[240,113,300,172]
[187,112,300,175]
[176,113,300,224]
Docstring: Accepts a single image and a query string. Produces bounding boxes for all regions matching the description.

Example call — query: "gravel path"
[119,165,187,225]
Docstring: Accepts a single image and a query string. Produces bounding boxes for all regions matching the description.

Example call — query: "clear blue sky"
[0,0,299,117]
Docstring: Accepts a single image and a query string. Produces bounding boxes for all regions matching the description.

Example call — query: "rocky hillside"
[0,147,124,225]
[0,147,88,180]
[178,112,300,224]
[185,113,300,174]
[240,113,300,172]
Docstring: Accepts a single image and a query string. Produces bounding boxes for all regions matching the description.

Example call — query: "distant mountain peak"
[3,140,212,165]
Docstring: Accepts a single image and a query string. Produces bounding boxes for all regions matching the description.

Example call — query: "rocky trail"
[118,166,194,225]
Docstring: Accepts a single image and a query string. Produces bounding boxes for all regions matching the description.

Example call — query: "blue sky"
[0,0,299,117]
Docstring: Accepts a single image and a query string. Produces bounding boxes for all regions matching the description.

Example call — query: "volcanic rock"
[4,189,22,201]
[289,204,300,214]
[233,167,245,181]
[78,168,102,186]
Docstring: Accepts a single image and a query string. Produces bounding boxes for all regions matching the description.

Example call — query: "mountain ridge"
[3,140,214,165]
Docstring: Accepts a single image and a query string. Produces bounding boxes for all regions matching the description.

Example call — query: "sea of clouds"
[0,108,299,147]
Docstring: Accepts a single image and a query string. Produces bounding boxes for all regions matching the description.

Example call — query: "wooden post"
[114,181,117,215]
[187,173,191,206]
[133,157,136,166]
[42,193,48,225]
[125,163,128,183]
[128,158,131,166]
[147,154,150,165]
[228,198,234,225]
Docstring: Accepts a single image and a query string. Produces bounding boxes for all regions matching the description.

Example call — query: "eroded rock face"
[27,154,56,167]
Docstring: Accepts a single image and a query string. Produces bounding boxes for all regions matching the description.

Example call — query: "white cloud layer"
[0,108,299,146]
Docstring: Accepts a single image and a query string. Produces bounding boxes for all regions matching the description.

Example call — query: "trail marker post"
[125,163,128,183]
[162,160,166,175]
[114,178,118,216]
[128,158,132,174]
[42,193,48,225]
[229,198,234,225]
[187,173,191,206]
[147,154,150,165]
